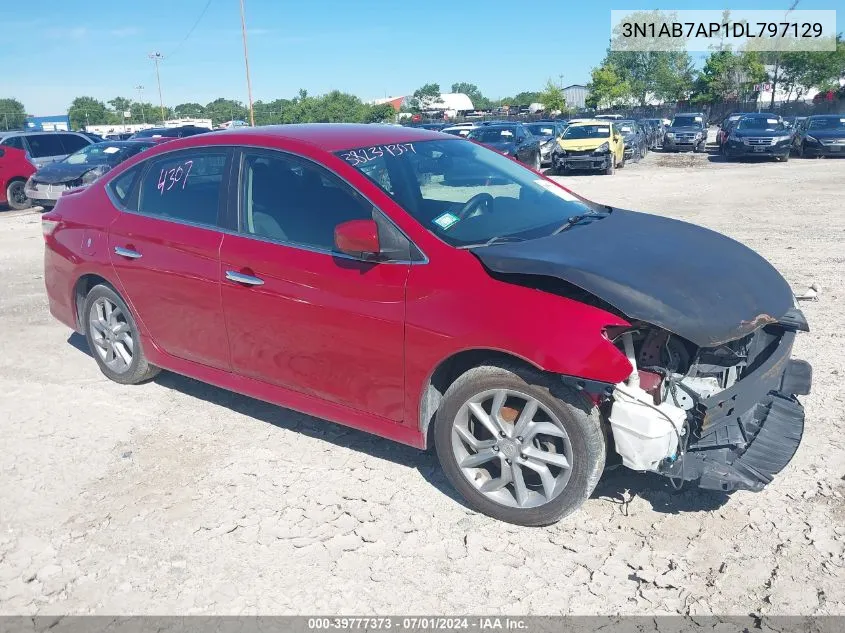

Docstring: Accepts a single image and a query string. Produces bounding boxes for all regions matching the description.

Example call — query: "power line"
[168,0,215,60]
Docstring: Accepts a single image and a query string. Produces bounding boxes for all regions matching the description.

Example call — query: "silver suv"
[0,131,93,168]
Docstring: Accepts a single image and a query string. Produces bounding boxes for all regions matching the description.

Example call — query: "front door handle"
[225,270,264,286]
[114,246,142,259]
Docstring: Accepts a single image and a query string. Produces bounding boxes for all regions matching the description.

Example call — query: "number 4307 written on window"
[157,160,193,194]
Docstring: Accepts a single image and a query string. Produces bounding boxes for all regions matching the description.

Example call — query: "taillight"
[42,212,60,238]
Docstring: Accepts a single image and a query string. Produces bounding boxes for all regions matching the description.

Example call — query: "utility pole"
[135,85,146,124]
[149,52,166,123]
[239,0,256,126]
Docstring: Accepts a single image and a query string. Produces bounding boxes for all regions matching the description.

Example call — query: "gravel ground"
[0,150,843,616]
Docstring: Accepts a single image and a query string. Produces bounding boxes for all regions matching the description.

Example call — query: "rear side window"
[1,136,25,151]
[137,150,228,227]
[26,135,66,158]
[60,134,89,154]
[108,165,143,211]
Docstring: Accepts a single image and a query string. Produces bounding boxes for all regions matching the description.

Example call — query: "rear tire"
[434,363,606,526]
[5,179,30,211]
[83,284,160,385]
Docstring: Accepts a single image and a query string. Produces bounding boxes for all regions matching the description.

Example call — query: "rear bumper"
[661,327,811,492]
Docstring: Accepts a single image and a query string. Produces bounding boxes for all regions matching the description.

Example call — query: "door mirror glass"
[334,219,381,260]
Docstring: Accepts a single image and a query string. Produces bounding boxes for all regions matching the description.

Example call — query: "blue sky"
[3,0,841,115]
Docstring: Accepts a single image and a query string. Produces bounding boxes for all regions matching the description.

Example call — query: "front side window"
[337,139,593,248]
[26,134,66,158]
[240,151,372,250]
[137,151,228,226]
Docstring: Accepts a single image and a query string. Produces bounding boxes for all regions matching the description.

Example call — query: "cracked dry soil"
[0,151,843,615]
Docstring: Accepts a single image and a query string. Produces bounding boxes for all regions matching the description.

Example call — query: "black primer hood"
[472,209,795,347]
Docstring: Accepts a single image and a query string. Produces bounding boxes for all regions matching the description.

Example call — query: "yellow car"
[551,120,626,175]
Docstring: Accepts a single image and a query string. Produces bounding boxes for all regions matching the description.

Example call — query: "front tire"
[6,179,30,210]
[83,284,160,385]
[434,364,606,526]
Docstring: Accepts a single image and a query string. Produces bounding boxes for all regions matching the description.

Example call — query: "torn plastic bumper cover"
[661,328,812,492]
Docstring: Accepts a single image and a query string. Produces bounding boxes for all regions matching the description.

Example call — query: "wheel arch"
[73,273,117,332]
[418,348,544,449]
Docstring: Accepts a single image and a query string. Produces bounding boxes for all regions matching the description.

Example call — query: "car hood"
[668,126,703,134]
[733,129,790,138]
[558,138,607,151]
[805,129,845,139]
[481,141,517,152]
[471,208,795,347]
[32,162,99,185]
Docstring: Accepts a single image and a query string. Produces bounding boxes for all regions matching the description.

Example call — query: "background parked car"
[524,121,567,166]
[0,145,37,210]
[663,113,707,152]
[552,119,625,175]
[128,125,210,142]
[638,119,663,149]
[616,120,648,162]
[25,140,156,208]
[467,124,541,169]
[791,114,845,157]
[104,132,135,141]
[0,131,93,168]
[723,114,792,162]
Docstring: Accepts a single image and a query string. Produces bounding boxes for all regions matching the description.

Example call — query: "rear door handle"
[114,246,142,259]
[225,270,264,286]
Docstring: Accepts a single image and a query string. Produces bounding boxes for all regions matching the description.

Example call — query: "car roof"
[807,114,842,119]
[205,123,445,151]
[567,119,613,126]
[0,130,84,137]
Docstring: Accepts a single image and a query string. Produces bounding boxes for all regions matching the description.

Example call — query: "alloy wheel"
[88,297,134,374]
[450,388,574,509]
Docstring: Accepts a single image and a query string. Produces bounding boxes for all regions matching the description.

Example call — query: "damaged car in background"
[42,125,811,527]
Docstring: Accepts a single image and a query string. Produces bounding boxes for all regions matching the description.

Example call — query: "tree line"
[585,10,844,110]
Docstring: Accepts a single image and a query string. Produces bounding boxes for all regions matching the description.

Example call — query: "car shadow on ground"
[592,464,731,515]
[67,332,732,516]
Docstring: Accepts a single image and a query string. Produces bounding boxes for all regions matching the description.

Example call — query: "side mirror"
[334,219,381,260]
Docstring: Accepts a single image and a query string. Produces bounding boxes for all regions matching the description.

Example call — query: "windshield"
[671,115,703,127]
[562,124,611,139]
[336,139,593,247]
[467,127,517,142]
[617,123,635,134]
[526,124,555,136]
[62,143,137,165]
[808,117,845,131]
[443,128,471,137]
[737,117,786,132]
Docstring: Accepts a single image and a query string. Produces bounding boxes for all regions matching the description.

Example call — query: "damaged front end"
[603,311,811,492]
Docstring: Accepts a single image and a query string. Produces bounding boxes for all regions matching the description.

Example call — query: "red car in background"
[42,125,810,525]
[0,145,36,210]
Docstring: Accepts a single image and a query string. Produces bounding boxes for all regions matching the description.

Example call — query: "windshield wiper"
[552,214,598,234]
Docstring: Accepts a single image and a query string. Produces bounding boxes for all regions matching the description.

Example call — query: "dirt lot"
[1,151,843,616]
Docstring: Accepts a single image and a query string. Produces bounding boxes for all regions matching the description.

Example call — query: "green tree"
[363,103,396,123]
[779,36,845,100]
[174,102,206,118]
[68,96,110,129]
[691,50,766,105]
[204,98,247,127]
[0,98,26,130]
[537,79,567,114]
[450,82,491,110]
[410,83,441,112]
[652,52,696,102]
[586,64,631,109]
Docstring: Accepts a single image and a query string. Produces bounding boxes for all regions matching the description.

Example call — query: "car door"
[107,147,233,370]
[219,148,411,421]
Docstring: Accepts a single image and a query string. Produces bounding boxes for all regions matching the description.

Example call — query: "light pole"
[148,52,166,123]
[239,0,256,126]
[135,85,146,124]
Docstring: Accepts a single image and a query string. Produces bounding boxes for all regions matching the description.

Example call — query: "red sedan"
[43,124,811,525]
[0,145,36,210]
